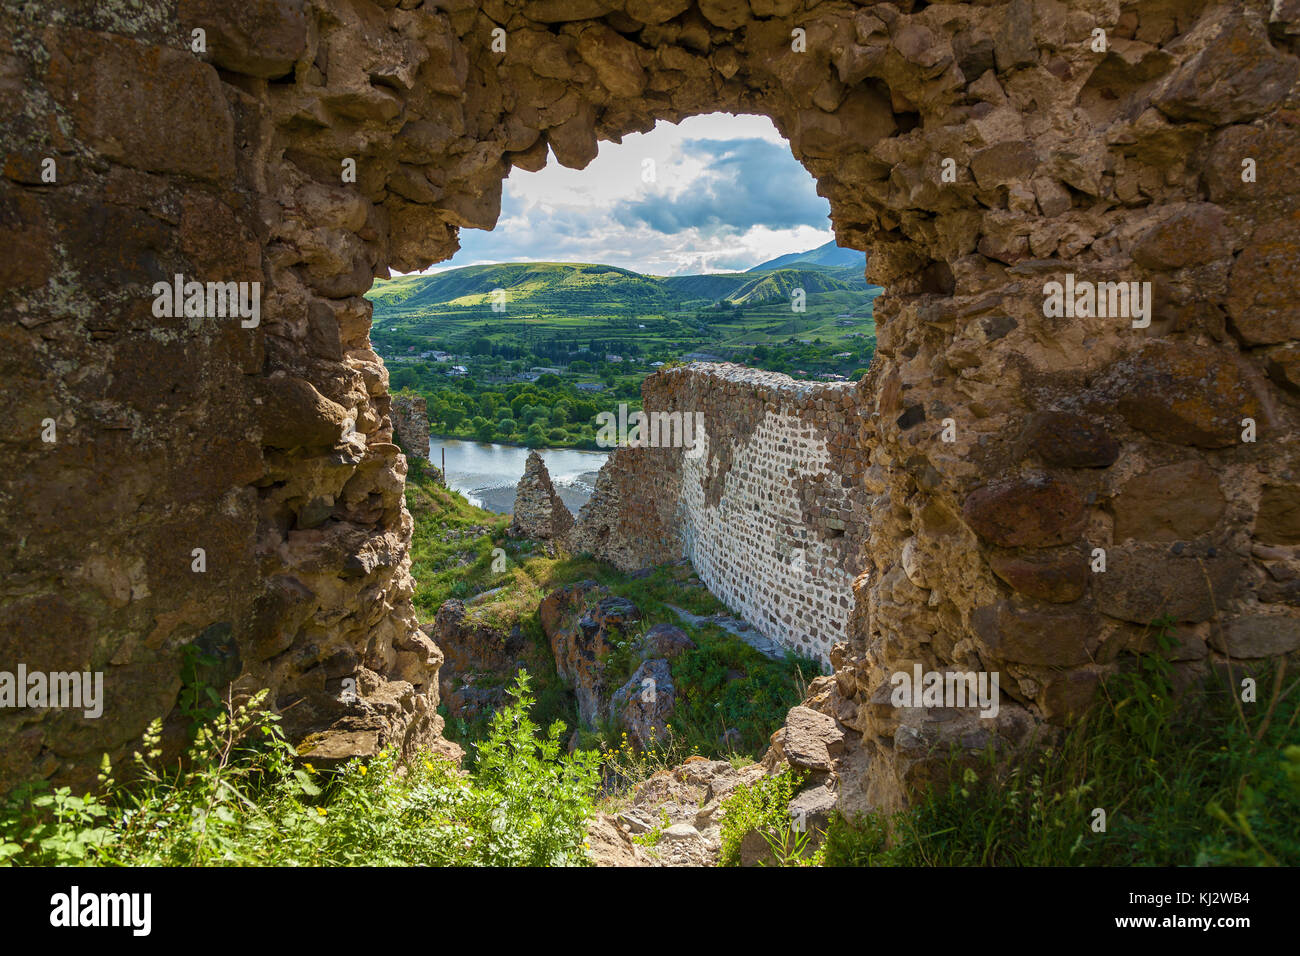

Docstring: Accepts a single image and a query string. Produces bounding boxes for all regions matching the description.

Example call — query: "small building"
[606,354,623,363]
[575,382,605,392]
[448,365,468,376]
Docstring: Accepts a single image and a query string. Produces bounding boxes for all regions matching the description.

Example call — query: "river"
[428,438,609,515]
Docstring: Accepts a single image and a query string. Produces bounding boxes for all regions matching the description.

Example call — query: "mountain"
[370,256,869,319]
[368,262,672,316]
[746,240,866,273]
[726,268,855,305]
[659,272,752,302]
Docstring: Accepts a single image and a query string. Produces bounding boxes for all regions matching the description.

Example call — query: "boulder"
[763,706,844,775]
[610,658,676,750]
[640,623,696,660]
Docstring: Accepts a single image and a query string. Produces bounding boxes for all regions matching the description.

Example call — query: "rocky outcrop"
[5,0,1299,815]
[431,599,527,723]
[390,393,430,462]
[509,451,574,542]
[539,581,641,727]
[609,658,676,750]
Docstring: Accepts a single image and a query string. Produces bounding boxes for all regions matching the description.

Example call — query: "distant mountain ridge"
[369,243,869,315]
[746,240,866,273]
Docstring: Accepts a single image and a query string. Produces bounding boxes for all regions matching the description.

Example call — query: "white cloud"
[418,113,833,276]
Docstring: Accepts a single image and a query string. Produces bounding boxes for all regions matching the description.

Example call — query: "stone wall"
[4,0,1299,807]
[390,393,430,461]
[573,364,869,664]
[510,450,575,540]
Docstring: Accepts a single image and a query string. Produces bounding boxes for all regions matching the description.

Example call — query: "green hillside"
[370,262,672,316]
[365,246,880,449]
[726,268,852,306]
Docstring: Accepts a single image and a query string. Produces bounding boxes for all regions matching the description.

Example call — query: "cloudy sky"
[428,113,834,276]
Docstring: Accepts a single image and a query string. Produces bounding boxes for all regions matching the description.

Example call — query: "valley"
[366,242,881,449]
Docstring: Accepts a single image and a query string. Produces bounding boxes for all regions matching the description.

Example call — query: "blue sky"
[430,113,834,276]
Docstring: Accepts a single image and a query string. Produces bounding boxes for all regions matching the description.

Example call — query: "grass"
[404,456,509,620]
[722,621,1300,867]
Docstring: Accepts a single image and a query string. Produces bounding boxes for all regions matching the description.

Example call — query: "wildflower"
[304,763,316,774]
[358,765,368,776]
[316,807,327,817]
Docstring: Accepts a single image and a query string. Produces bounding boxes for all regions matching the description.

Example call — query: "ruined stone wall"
[390,393,430,461]
[573,364,869,664]
[3,0,1299,808]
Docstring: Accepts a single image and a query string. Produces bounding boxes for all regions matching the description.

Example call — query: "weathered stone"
[970,142,1037,190]
[993,0,1037,72]
[972,601,1097,666]
[625,0,692,25]
[987,548,1089,603]
[1112,461,1225,542]
[1209,615,1300,658]
[254,375,351,449]
[1255,485,1300,545]
[179,0,307,78]
[1096,342,1259,449]
[640,623,696,660]
[1227,212,1300,346]
[1266,344,1300,393]
[1154,13,1299,124]
[962,474,1086,547]
[698,0,751,30]
[610,658,675,750]
[1131,203,1230,270]
[1039,669,1101,723]
[43,26,235,183]
[1094,544,1245,625]
[764,706,844,775]
[1021,411,1119,468]
[389,393,430,462]
[541,582,640,727]
[576,24,647,98]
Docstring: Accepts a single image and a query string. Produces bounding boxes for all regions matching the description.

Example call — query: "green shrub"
[718,769,808,866]
[0,674,600,867]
